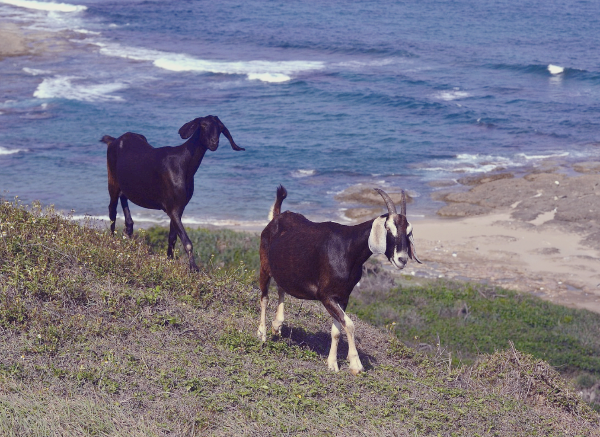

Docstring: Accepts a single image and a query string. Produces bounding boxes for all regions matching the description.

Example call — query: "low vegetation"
[350,263,600,404]
[0,199,598,435]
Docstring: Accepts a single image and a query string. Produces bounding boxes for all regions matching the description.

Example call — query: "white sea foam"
[70,213,267,229]
[421,151,575,176]
[33,76,126,102]
[247,73,290,83]
[0,0,86,13]
[516,152,569,160]
[455,153,512,164]
[434,90,471,101]
[292,169,316,178]
[23,67,51,76]
[0,146,26,155]
[548,64,564,75]
[73,28,100,35]
[94,41,324,83]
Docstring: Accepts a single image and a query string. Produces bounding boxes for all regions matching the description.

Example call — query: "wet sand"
[341,162,600,313]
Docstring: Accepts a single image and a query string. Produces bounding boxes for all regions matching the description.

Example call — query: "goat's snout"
[207,138,219,151]
[391,250,409,270]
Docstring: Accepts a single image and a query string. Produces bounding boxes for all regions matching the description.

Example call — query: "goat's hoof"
[327,361,340,373]
[256,329,267,342]
[256,326,267,343]
[271,325,282,336]
[349,366,364,376]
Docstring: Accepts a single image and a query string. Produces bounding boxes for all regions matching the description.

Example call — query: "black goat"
[101,115,244,271]
[258,185,421,374]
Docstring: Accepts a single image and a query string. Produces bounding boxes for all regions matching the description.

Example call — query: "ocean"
[1,0,599,228]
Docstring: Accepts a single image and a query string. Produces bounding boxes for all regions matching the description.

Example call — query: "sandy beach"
[341,161,600,313]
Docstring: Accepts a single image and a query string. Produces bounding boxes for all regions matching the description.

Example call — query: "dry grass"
[0,199,598,436]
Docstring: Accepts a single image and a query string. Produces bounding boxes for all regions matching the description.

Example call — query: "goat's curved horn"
[400,190,406,216]
[221,126,245,151]
[374,188,397,215]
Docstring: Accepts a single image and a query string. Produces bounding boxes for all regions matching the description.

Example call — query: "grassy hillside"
[0,200,598,436]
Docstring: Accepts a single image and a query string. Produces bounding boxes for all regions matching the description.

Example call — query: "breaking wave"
[33,76,126,102]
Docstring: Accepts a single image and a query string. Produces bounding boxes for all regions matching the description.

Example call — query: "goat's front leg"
[341,311,364,375]
[168,213,199,272]
[323,298,364,375]
[327,320,342,372]
[271,287,285,335]
[257,271,270,342]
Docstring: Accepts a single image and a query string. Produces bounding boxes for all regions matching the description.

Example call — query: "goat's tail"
[268,185,287,221]
[100,135,116,146]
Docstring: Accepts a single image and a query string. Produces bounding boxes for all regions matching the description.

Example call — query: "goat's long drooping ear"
[218,120,245,151]
[178,118,202,139]
[368,216,387,255]
[407,222,422,264]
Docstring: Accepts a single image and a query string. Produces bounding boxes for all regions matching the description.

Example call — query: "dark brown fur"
[101,115,244,271]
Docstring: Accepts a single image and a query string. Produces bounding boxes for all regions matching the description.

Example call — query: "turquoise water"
[1,0,599,226]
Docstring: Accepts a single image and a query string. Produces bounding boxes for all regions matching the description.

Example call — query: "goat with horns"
[258,185,421,375]
[101,115,244,271]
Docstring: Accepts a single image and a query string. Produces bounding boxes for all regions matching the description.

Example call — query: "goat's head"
[368,188,422,269]
[178,115,245,152]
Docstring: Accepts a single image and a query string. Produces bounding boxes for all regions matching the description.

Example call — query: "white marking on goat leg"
[257,293,268,342]
[327,320,342,372]
[271,288,285,335]
[340,306,364,375]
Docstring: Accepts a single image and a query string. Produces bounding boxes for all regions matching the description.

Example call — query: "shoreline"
[80,161,600,314]
[367,162,600,314]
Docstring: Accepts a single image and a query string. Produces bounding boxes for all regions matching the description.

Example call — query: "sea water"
[0,0,599,226]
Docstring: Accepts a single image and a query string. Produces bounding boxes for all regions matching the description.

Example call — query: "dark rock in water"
[573,162,600,174]
[428,179,458,188]
[457,172,513,186]
[335,185,413,206]
[343,207,383,221]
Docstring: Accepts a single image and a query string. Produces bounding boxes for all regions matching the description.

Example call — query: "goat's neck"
[183,132,208,176]
[349,219,376,269]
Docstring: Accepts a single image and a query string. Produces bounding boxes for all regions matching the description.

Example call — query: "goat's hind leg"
[119,195,134,237]
[257,267,271,342]
[108,197,118,234]
[108,184,120,234]
[167,221,177,258]
[271,286,285,336]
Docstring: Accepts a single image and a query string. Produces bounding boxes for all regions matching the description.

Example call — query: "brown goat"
[101,115,244,271]
[258,185,421,374]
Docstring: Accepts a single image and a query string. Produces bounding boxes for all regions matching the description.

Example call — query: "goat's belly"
[127,197,163,210]
[275,278,319,301]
